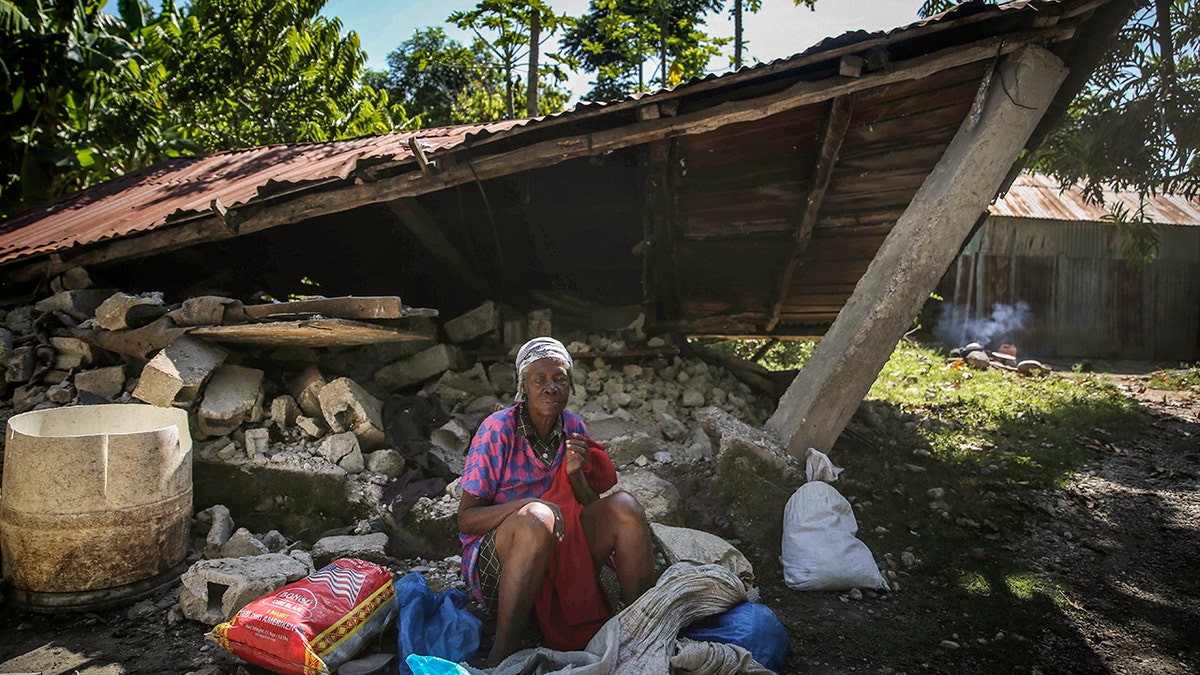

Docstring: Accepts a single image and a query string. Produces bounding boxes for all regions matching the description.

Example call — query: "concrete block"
[202,504,234,559]
[444,300,498,344]
[588,417,659,466]
[311,532,390,569]
[133,335,228,407]
[50,337,94,368]
[318,431,364,473]
[74,365,126,401]
[366,448,406,478]
[198,365,265,437]
[296,415,326,438]
[318,377,386,449]
[221,527,269,558]
[270,395,301,429]
[41,369,68,385]
[375,344,465,391]
[5,345,34,383]
[33,289,112,316]
[95,291,167,330]
[487,362,517,396]
[60,266,92,290]
[175,296,238,327]
[289,365,327,418]
[243,427,271,457]
[261,530,288,553]
[178,553,309,625]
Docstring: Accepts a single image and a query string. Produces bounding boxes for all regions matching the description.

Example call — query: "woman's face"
[522,357,570,418]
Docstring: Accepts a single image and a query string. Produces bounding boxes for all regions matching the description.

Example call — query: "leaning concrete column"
[766,45,1068,457]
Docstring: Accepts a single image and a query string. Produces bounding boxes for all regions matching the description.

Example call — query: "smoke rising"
[936,301,1031,348]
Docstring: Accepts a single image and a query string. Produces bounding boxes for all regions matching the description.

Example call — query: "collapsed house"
[0,0,1138,647]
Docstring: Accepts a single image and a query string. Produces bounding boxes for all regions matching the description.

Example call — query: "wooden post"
[765,45,1068,457]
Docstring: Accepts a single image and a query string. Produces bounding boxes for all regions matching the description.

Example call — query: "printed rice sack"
[211,558,396,674]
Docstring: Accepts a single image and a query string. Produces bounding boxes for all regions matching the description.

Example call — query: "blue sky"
[321,0,929,102]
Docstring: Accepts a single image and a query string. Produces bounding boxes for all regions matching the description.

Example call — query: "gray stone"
[50,337,94,368]
[261,530,289,553]
[95,291,166,330]
[682,426,713,461]
[318,377,386,449]
[659,413,688,441]
[73,365,126,401]
[221,527,269,558]
[444,300,498,344]
[650,522,755,587]
[133,335,227,407]
[375,344,465,391]
[178,554,309,624]
[202,504,235,559]
[487,362,517,397]
[681,389,705,407]
[965,350,990,370]
[59,266,92,290]
[175,296,239,327]
[46,382,73,404]
[311,532,390,569]
[270,395,301,429]
[605,468,681,524]
[296,415,326,438]
[289,365,327,418]
[319,431,360,465]
[198,365,264,437]
[366,448,406,478]
[653,451,674,464]
[588,417,658,466]
[6,346,33,383]
[289,549,315,573]
[1017,359,1050,376]
[244,428,271,457]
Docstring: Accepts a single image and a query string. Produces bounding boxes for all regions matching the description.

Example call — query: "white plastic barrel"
[0,404,192,611]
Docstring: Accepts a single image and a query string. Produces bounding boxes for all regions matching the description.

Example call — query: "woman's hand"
[565,433,589,475]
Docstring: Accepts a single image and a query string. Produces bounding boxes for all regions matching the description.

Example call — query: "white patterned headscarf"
[514,337,574,402]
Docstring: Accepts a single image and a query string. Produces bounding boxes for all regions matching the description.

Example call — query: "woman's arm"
[458,491,564,539]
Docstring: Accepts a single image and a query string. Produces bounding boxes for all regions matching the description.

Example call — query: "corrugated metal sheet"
[0,120,529,265]
[990,172,1200,225]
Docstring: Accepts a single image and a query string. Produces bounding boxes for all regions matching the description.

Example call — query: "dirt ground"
[0,365,1196,674]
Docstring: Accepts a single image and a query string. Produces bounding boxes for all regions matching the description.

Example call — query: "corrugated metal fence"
[946,218,1200,361]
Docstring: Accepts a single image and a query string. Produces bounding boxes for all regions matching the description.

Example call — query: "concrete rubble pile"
[0,266,805,646]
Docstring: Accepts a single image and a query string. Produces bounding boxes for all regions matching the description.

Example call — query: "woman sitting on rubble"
[457,337,656,666]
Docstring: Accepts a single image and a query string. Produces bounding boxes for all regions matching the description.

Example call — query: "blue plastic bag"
[406,654,471,675]
[395,571,482,675]
[681,602,790,673]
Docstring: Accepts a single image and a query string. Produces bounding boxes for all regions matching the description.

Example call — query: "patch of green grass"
[1148,365,1200,391]
[737,339,1154,672]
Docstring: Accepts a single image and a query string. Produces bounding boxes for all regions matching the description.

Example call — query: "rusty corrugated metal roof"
[991,172,1200,226]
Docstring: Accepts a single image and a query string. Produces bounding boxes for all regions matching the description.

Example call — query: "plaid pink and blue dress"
[458,405,588,605]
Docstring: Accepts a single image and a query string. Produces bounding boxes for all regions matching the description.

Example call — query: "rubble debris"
[74,365,126,401]
[33,288,112,316]
[178,554,309,624]
[289,365,327,418]
[443,300,498,344]
[318,432,365,474]
[167,295,244,327]
[375,343,465,391]
[221,528,270,558]
[318,377,387,449]
[651,523,755,588]
[133,334,228,407]
[311,532,390,569]
[94,291,167,331]
[201,504,235,559]
[366,448,407,478]
[269,394,301,430]
[243,428,271,457]
[197,365,265,437]
[607,467,682,524]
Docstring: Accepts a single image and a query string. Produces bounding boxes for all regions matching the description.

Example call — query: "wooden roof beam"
[765,94,855,333]
[383,198,493,299]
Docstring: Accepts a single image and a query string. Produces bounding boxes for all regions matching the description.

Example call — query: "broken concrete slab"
[178,553,309,625]
[606,467,681,525]
[487,362,517,396]
[318,432,364,473]
[650,522,755,588]
[133,335,228,407]
[698,407,802,553]
[202,504,235,559]
[221,527,269,558]
[49,337,94,368]
[269,395,300,430]
[390,495,461,560]
[425,364,495,408]
[444,300,498,344]
[289,365,327,419]
[295,415,327,438]
[198,365,265,437]
[318,377,386,449]
[588,417,659,466]
[169,295,243,327]
[244,427,271,457]
[374,344,465,391]
[311,532,390,569]
[84,315,188,361]
[94,291,167,331]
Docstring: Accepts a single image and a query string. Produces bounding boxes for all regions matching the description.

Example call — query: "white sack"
[782,481,888,591]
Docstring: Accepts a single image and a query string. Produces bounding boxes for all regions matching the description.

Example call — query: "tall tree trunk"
[527,8,540,116]
[734,0,743,69]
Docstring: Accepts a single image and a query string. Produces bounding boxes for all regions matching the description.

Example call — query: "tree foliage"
[1,0,402,218]
[377,27,505,128]
[561,0,730,101]
[921,0,1199,261]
